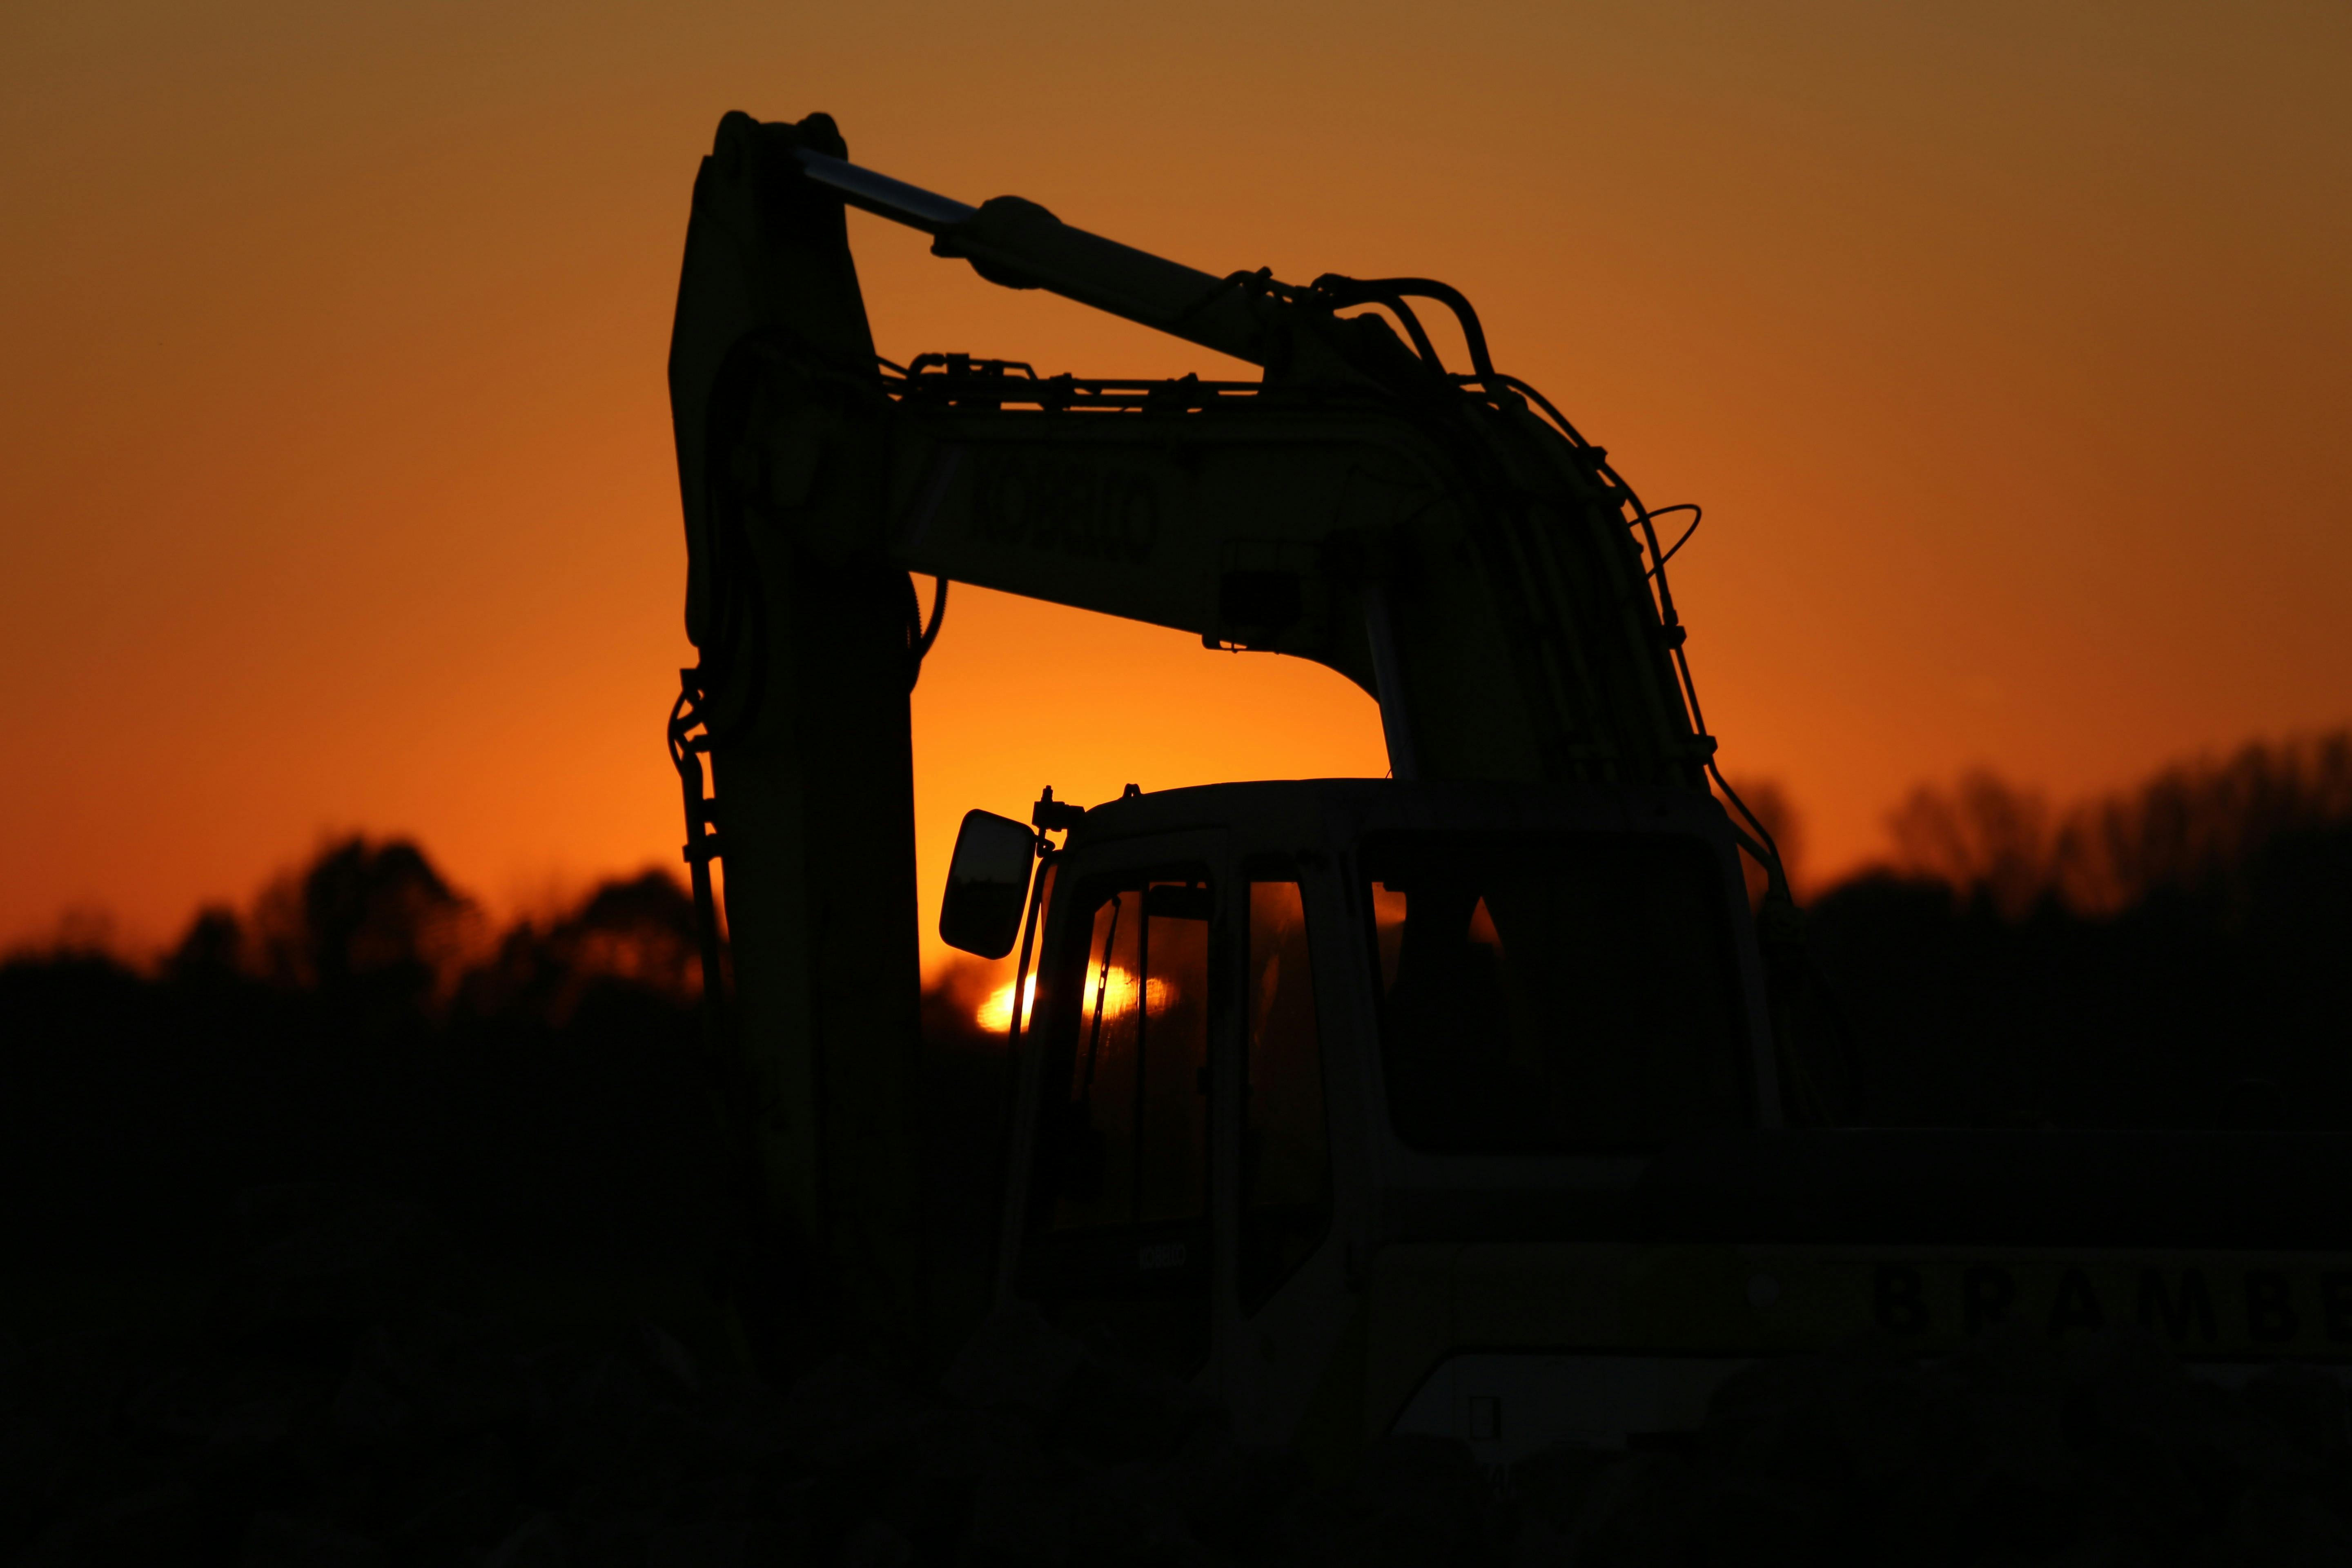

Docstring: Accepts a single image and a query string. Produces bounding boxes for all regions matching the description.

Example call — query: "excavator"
[665,112,2352,1475]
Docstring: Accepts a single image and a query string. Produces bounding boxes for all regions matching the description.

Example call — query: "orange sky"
[4,1,2347,974]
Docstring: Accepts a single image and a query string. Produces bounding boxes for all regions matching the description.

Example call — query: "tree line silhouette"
[4,725,2348,1296]
[1806,729,2352,1129]
[1,833,1010,1372]
[2,844,726,1295]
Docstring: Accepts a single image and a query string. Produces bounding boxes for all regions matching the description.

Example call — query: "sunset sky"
[4,1,2347,974]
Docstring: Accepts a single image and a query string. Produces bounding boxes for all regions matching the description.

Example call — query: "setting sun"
[975,967,1177,1033]
[974,974,1037,1035]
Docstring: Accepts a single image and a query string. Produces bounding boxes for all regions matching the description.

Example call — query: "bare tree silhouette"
[1881,731,2352,916]
[1813,727,2352,1128]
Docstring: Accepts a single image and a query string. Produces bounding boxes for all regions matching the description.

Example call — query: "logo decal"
[970,453,1159,564]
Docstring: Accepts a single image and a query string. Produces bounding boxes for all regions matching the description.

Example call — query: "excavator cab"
[958,777,1776,1462]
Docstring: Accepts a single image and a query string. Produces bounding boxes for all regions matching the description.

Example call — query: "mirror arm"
[1004,842,1057,1056]
[1032,785,1085,836]
[1003,780,1077,1028]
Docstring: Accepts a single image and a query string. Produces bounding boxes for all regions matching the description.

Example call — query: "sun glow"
[974,967,1175,1033]
[976,974,1038,1034]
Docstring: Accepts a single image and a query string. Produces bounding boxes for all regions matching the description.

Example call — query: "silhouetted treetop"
[1884,728,2352,915]
[458,868,702,1025]
[242,836,481,1011]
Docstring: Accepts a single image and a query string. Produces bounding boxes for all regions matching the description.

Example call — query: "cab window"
[1364,832,1745,1152]
[1021,865,1214,1373]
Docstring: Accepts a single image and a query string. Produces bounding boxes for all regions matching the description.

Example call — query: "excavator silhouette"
[666,113,2352,1474]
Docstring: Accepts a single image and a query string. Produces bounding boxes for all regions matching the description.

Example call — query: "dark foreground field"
[11,1224,2352,1565]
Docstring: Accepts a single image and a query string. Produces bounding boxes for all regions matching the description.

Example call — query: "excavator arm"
[664,112,1776,1372]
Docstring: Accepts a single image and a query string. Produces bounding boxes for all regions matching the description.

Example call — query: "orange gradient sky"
[4,1,2347,974]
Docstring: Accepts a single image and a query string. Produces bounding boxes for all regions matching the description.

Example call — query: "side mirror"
[940,808,1038,958]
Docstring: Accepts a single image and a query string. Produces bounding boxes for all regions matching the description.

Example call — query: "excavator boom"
[664,111,1763,1372]
[665,114,2352,1478]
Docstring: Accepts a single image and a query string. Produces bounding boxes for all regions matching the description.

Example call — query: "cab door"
[1007,833,1232,1383]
